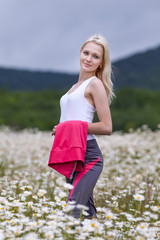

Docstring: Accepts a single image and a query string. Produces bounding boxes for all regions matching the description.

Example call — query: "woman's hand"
[51,125,57,136]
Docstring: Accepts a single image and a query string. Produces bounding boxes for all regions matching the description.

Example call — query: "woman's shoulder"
[89,77,104,91]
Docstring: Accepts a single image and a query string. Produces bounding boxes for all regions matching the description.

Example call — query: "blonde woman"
[52,34,114,219]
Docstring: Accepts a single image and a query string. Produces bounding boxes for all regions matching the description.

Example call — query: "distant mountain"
[0,45,160,91]
[113,45,160,90]
[0,68,78,91]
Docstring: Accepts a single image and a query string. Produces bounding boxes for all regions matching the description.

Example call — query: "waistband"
[85,138,103,163]
[87,134,95,141]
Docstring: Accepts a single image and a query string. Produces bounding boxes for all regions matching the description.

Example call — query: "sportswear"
[48,120,88,179]
[60,76,96,140]
[66,139,103,218]
[49,76,104,219]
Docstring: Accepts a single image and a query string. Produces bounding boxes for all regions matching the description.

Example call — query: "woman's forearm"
[88,122,112,135]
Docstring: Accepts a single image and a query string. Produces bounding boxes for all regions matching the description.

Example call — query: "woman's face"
[80,42,103,74]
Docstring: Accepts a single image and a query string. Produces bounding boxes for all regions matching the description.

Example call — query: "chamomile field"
[0,126,160,240]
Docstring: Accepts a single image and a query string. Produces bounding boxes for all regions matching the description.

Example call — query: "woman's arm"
[87,78,112,135]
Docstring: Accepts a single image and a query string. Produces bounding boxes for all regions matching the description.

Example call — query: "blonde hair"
[80,34,115,104]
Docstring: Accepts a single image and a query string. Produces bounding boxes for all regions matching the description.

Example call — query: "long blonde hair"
[80,34,115,104]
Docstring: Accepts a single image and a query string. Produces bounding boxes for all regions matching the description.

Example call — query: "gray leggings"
[66,139,103,218]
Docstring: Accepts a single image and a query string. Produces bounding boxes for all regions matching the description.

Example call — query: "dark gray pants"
[66,139,103,218]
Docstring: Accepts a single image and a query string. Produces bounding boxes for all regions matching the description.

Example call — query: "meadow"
[0,126,160,239]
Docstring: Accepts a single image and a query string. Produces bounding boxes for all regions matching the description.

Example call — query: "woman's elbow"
[105,128,112,135]
[104,124,112,135]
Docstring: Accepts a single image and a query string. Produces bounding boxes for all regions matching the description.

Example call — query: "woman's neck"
[78,71,95,83]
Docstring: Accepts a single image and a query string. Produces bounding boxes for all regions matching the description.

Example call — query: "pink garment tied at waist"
[48,120,88,179]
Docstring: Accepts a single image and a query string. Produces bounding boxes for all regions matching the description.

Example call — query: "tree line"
[0,88,160,132]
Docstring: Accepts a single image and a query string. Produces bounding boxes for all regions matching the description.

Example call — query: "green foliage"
[110,88,160,131]
[0,89,64,130]
[0,88,160,132]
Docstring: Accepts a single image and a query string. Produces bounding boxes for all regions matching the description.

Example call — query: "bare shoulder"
[90,77,103,86]
[88,77,105,94]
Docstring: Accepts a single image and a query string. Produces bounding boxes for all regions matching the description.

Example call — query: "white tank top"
[59,76,96,140]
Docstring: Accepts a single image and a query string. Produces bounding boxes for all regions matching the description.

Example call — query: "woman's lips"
[84,63,91,67]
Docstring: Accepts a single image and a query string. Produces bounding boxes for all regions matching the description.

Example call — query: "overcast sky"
[0,0,160,73]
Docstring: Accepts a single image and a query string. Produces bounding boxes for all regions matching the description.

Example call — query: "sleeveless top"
[59,76,96,140]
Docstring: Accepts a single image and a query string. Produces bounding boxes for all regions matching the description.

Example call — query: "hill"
[0,68,78,91]
[113,45,160,90]
[0,45,160,91]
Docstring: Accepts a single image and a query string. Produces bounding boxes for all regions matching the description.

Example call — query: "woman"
[52,34,114,219]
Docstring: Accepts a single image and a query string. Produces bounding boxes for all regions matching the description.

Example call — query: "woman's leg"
[85,191,97,217]
[67,139,103,218]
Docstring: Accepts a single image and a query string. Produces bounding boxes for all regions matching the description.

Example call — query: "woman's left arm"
[88,78,112,135]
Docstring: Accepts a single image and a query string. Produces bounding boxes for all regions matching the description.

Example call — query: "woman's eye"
[93,55,99,59]
[83,51,88,55]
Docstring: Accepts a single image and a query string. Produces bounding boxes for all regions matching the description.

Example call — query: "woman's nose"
[86,54,91,61]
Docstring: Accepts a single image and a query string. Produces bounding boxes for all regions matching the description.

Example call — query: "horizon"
[0,43,159,74]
